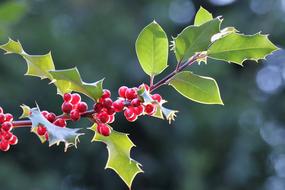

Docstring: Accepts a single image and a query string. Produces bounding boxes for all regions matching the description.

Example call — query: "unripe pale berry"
[145,104,156,115]
[2,122,12,132]
[63,93,72,102]
[54,118,67,128]
[0,106,3,114]
[37,125,47,136]
[125,88,137,100]
[113,99,125,112]
[9,135,18,145]
[70,110,80,121]
[77,102,88,113]
[61,102,73,113]
[152,94,162,103]
[102,89,111,99]
[124,108,134,118]
[118,86,128,98]
[71,93,81,105]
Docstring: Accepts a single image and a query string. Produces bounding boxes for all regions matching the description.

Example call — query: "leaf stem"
[149,75,154,88]
[150,53,206,92]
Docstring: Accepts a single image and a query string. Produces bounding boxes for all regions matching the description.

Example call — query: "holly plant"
[0,7,278,189]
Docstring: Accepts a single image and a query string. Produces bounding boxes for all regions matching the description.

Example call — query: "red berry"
[124,108,134,118]
[0,114,6,123]
[93,103,103,113]
[131,98,141,107]
[152,94,162,103]
[102,98,113,108]
[41,111,49,118]
[0,140,10,151]
[45,132,49,141]
[0,107,3,114]
[63,93,72,102]
[107,107,115,115]
[126,114,138,122]
[113,99,125,112]
[37,125,47,136]
[102,89,111,99]
[108,114,115,124]
[133,105,144,116]
[125,88,138,100]
[77,102,88,113]
[9,135,18,145]
[5,113,13,122]
[97,112,109,123]
[3,131,13,141]
[97,124,111,136]
[61,102,73,113]
[70,110,80,121]
[71,93,81,105]
[47,113,56,122]
[145,104,156,115]
[139,83,150,91]
[118,86,128,98]
[54,118,67,128]
[1,122,12,132]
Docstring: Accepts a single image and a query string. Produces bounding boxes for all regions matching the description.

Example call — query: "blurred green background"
[0,0,284,189]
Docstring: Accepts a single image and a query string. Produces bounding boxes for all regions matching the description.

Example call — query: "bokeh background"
[0,0,284,189]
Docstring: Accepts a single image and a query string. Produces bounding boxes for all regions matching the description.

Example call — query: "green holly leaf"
[173,18,221,62]
[90,124,143,189]
[21,105,83,151]
[0,38,55,80]
[208,33,279,65]
[135,21,169,76]
[0,39,69,94]
[49,68,104,101]
[169,71,223,105]
[194,6,213,26]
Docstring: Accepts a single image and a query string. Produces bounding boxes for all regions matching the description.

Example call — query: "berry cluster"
[36,93,88,140]
[117,84,162,122]
[92,84,163,137]
[34,86,163,139]
[61,93,88,121]
[92,90,114,136]
[0,107,18,151]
